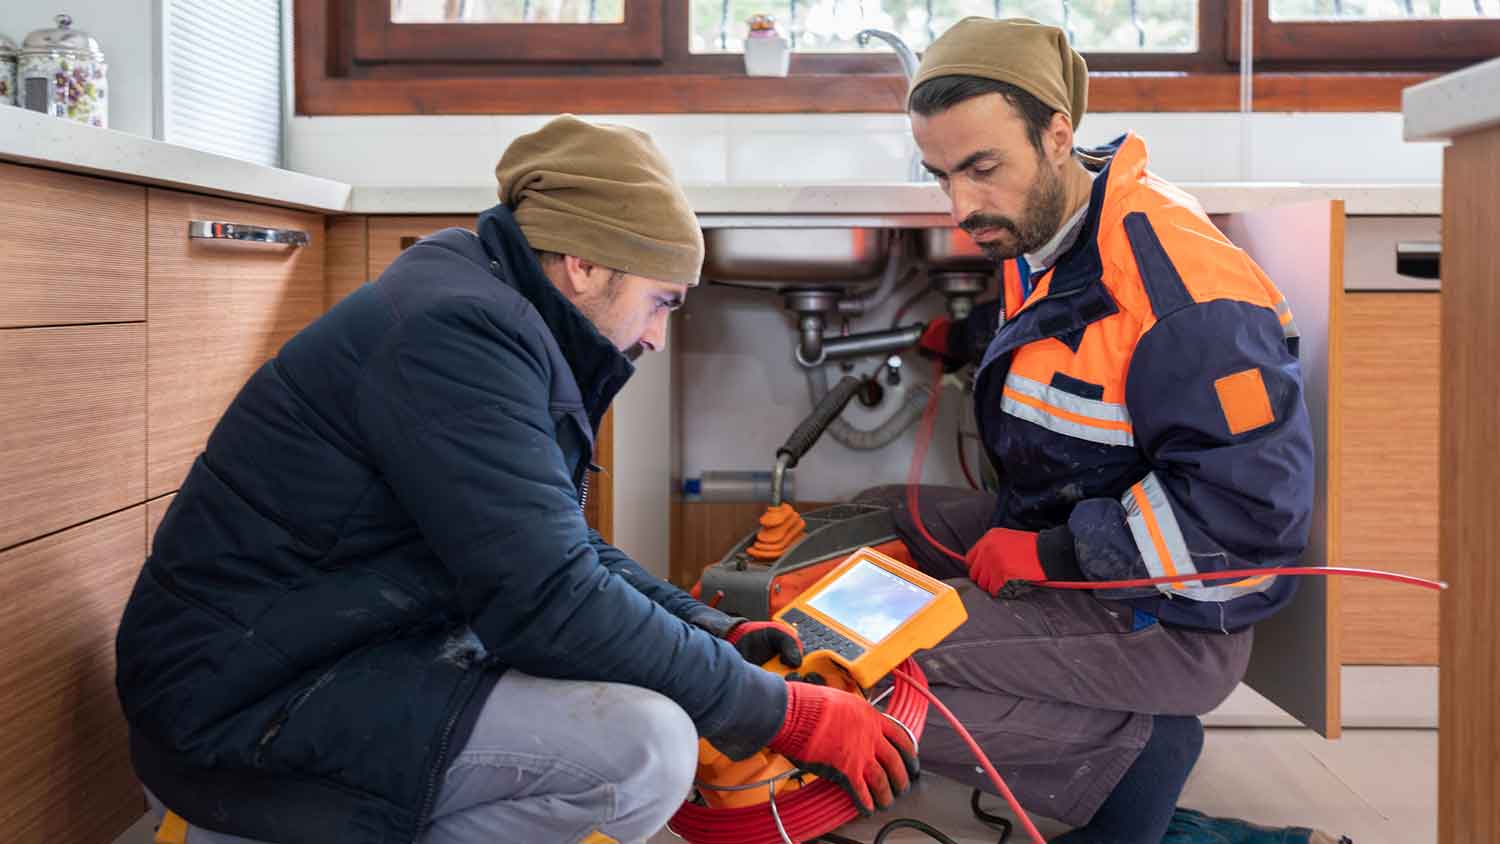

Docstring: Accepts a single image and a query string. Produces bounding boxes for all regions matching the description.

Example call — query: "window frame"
[294,0,1458,116]
[357,0,662,63]
[1229,0,1500,68]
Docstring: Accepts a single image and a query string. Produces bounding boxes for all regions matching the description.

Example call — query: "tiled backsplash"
[289,111,1442,188]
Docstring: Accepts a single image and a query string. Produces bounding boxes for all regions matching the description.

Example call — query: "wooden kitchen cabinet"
[367,215,475,278]
[0,324,146,549]
[146,189,325,497]
[1437,120,1500,844]
[0,162,145,328]
[0,506,147,844]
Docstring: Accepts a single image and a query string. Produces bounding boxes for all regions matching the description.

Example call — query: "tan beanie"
[908,17,1088,131]
[495,115,704,286]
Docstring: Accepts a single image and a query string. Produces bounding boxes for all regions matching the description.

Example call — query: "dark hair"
[532,249,624,284]
[908,76,1057,153]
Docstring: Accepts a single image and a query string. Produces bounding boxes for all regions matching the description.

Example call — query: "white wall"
[0,1,156,138]
[612,350,675,579]
[676,282,968,503]
[287,111,1443,187]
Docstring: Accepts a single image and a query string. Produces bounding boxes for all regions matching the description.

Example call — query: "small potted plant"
[743,14,790,77]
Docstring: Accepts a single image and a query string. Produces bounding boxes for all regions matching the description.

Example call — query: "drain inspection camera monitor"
[772,546,967,688]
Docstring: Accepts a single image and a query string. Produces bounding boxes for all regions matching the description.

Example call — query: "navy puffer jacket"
[115,205,784,844]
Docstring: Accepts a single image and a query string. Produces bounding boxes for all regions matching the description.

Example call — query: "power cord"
[971,788,1016,842]
[806,788,1016,844]
[808,790,1015,844]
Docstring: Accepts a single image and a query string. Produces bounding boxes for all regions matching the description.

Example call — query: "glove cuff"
[724,620,751,645]
[686,605,743,639]
[1037,525,1084,581]
[767,682,822,755]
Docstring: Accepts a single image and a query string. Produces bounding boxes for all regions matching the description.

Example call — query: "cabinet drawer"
[1338,291,1440,664]
[0,162,145,328]
[0,506,146,844]
[0,324,146,549]
[147,189,325,497]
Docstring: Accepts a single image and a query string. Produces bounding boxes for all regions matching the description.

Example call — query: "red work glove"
[725,620,803,668]
[916,318,964,372]
[965,527,1047,596]
[766,680,918,816]
[918,317,952,356]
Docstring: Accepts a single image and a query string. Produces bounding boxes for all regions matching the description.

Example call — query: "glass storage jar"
[0,31,17,107]
[19,14,107,128]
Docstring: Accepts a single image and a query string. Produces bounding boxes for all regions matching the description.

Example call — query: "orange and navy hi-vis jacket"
[956,132,1314,633]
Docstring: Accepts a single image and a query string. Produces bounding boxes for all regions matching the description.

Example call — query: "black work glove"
[725,620,803,667]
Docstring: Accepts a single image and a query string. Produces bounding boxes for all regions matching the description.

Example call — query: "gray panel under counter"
[1212,214,1441,292]
[1343,216,1441,292]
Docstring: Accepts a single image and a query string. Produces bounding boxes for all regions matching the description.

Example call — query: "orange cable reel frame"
[671,547,968,844]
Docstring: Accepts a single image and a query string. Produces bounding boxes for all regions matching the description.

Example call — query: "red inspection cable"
[674,361,1445,844]
[908,359,1447,592]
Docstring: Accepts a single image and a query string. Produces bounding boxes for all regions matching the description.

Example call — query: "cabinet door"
[1219,200,1344,738]
[147,190,325,497]
[367,215,475,278]
[0,507,146,844]
[0,324,146,549]
[0,162,145,328]
[1339,293,1440,664]
[326,215,370,310]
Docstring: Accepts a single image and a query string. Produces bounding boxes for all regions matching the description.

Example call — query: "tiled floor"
[116,728,1436,844]
[647,728,1438,844]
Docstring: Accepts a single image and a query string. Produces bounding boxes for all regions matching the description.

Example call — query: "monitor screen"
[805,559,937,643]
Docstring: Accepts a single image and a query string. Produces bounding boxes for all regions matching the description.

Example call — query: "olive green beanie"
[909,17,1088,131]
[495,115,704,286]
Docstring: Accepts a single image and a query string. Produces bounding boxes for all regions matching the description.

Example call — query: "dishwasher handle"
[1395,241,1440,280]
[189,220,310,247]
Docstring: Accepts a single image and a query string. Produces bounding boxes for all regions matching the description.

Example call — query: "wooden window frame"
[357,0,662,63]
[295,0,1455,115]
[1229,0,1500,69]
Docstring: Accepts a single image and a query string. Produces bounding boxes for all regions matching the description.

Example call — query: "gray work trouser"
[857,485,1253,827]
[149,670,699,844]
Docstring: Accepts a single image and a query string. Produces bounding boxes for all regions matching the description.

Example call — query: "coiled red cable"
[666,659,933,844]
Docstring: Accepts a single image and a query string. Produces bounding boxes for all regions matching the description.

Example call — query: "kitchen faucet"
[855,29,932,183]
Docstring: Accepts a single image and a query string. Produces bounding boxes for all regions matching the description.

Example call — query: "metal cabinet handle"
[1395,241,1440,280]
[189,220,310,247]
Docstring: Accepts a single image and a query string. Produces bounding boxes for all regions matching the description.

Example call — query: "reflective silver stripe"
[1122,472,1277,601]
[1175,572,1278,602]
[1001,374,1135,447]
[1274,299,1300,339]
[1122,473,1197,593]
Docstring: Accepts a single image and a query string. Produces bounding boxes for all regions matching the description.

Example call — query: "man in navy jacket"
[115,116,916,844]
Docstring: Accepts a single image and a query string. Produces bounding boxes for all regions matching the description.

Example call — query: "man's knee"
[603,687,698,836]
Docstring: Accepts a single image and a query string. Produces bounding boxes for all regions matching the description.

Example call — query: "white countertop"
[2,107,1440,217]
[1403,56,1500,143]
[0,108,351,212]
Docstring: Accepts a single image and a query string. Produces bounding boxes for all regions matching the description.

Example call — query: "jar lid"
[22,15,104,61]
[0,31,18,59]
